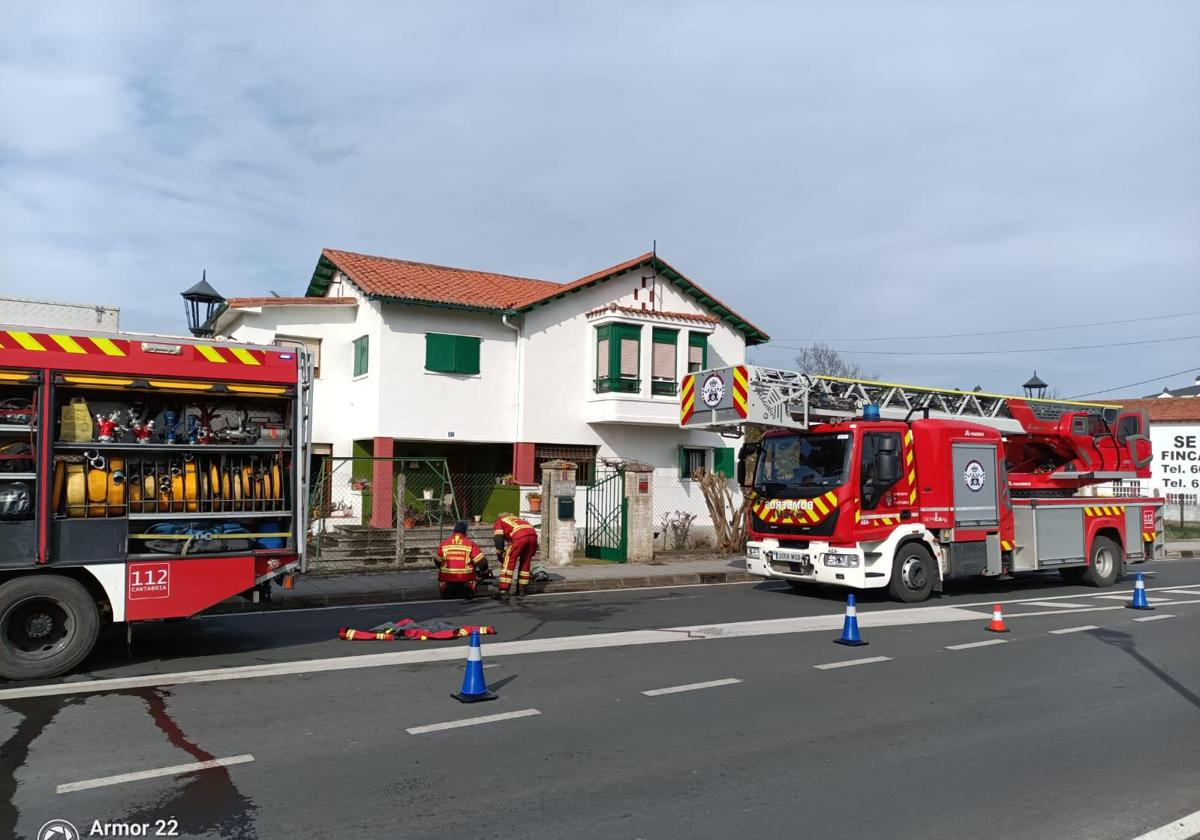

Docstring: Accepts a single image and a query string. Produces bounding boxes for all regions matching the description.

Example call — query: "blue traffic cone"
[834,593,868,646]
[452,630,498,703]
[1125,572,1154,611]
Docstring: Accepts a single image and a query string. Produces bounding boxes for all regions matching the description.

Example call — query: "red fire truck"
[680,366,1164,603]
[0,325,311,679]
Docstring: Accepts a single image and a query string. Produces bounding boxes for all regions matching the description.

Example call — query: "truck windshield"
[754,433,851,497]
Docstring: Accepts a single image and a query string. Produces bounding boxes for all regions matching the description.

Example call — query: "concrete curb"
[209,569,756,614]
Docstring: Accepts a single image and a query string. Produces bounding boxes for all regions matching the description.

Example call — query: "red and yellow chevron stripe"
[902,429,917,505]
[194,344,264,366]
[752,490,839,526]
[1084,505,1125,517]
[0,330,128,357]
[732,365,748,418]
[1001,539,1015,551]
[680,374,696,425]
[1142,531,1155,543]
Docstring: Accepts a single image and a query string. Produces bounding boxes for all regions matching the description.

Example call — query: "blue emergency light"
[862,404,881,421]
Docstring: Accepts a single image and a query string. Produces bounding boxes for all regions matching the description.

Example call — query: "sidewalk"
[212,554,754,614]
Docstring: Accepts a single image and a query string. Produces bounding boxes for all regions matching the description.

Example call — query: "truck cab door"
[857,431,907,533]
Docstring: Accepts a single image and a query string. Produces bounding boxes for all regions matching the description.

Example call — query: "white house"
[213,248,768,536]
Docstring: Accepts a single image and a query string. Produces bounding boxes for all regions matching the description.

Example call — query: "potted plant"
[528,491,542,513]
[402,507,417,529]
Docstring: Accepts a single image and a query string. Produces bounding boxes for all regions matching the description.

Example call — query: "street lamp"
[1023,371,1048,399]
[181,271,225,338]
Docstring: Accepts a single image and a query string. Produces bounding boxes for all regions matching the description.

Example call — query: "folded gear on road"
[338,617,497,642]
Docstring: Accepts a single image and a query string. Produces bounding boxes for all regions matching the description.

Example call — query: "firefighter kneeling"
[436,522,491,599]
[493,513,538,598]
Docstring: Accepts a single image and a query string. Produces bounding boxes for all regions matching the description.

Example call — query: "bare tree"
[695,469,748,553]
[793,342,878,380]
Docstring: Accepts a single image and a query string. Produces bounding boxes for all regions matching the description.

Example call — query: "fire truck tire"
[889,543,936,603]
[0,576,100,681]
[1082,536,1121,588]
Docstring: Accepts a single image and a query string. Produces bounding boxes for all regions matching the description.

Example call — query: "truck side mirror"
[875,437,900,486]
[736,442,756,487]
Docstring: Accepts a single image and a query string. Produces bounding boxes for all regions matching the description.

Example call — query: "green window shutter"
[455,335,480,375]
[688,332,708,371]
[713,447,735,478]
[652,327,678,345]
[678,445,689,478]
[596,325,611,381]
[353,335,369,376]
[425,333,457,372]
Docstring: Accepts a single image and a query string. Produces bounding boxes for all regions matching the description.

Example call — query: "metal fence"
[651,469,743,553]
[308,462,523,573]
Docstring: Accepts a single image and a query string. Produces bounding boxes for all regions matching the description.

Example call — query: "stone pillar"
[540,459,577,566]
[623,464,654,563]
[370,436,394,529]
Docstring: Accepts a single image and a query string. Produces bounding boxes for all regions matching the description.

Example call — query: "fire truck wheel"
[889,543,936,603]
[0,575,100,681]
[1082,536,1121,588]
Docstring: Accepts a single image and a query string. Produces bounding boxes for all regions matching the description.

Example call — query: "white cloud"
[0,0,1197,396]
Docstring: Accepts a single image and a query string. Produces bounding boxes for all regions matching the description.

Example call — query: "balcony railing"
[651,379,678,396]
[595,376,641,394]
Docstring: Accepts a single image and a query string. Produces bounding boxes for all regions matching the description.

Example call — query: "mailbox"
[557,495,575,519]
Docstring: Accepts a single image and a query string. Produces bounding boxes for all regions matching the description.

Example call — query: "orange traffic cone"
[986,603,1009,633]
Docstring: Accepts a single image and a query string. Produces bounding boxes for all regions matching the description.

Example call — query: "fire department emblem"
[701,373,725,407]
[963,459,987,492]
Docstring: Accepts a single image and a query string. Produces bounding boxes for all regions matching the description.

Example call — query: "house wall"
[375,302,518,444]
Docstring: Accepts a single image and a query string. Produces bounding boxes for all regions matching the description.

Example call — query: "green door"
[585,469,627,562]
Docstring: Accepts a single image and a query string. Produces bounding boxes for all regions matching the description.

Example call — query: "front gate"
[585,468,627,561]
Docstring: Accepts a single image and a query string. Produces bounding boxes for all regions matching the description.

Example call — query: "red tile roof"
[227,296,356,307]
[309,248,769,343]
[586,304,718,324]
[319,248,559,310]
[1116,398,1200,422]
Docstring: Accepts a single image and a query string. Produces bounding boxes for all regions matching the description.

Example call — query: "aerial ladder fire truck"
[680,365,1164,602]
[0,325,311,679]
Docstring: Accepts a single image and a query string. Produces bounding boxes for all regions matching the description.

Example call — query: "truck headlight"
[823,552,859,568]
[746,545,761,559]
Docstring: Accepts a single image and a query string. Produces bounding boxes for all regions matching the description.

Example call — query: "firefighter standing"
[435,522,490,599]
[493,513,538,598]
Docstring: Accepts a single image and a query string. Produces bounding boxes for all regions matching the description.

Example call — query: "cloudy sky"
[2,1,1197,399]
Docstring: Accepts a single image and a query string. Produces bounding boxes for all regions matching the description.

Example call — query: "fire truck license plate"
[768,551,814,576]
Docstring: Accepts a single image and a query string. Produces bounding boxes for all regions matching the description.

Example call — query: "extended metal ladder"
[681,365,1118,435]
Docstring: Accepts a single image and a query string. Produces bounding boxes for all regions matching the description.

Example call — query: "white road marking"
[1095,594,1174,603]
[643,678,742,696]
[1020,600,1091,609]
[945,639,1009,650]
[1127,807,1200,840]
[6,596,1199,702]
[1161,589,1200,597]
[1133,614,1176,623]
[814,656,892,670]
[1050,625,1099,635]
[57,754,254,794]
[406,708,540,735]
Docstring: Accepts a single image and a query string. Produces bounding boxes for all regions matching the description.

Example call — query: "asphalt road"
[3,559,1200,840]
